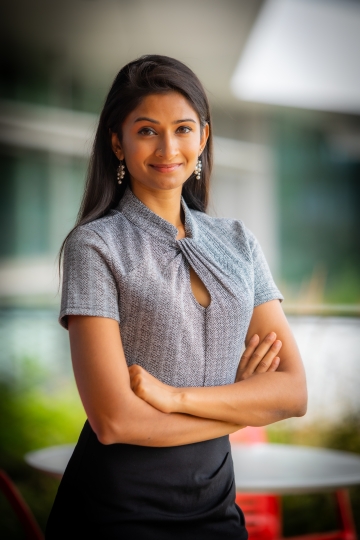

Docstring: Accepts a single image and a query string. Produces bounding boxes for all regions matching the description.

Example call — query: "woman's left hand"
[235,333,281,382]
[129,364,179,413]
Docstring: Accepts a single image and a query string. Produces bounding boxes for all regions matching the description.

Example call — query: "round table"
[24,442,360,493]
[25,444,74,479]
[231,443,360,494]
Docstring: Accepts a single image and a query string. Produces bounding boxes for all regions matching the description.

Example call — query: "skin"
[68,91,307,446]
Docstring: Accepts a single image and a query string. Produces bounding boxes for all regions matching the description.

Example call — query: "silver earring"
[117,160,125,184]
[194,158,202,180]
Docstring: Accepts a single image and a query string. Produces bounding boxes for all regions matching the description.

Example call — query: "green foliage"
[325,265,360,304]
[0,358,85,538]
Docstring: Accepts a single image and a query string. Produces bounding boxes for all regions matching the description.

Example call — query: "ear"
[199,123,210,156]
[111,132,124,160]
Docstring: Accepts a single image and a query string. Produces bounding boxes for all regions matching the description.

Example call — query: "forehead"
[126,92,200,123]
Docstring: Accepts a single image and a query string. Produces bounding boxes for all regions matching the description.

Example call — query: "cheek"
[183,137,202,158]
[123,143,148,171]
[126,136,156,156]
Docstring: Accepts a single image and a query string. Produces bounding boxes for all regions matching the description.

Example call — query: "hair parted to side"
[59,54,213,265]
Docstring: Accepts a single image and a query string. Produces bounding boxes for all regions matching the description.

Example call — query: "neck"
[130,182,185,238]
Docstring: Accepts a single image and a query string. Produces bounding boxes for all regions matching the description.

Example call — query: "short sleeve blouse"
[60,187,283,388]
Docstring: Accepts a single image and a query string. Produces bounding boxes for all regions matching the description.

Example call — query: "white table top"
[25,444,74,479]
[231,443,360,494]
[24,442,360,494]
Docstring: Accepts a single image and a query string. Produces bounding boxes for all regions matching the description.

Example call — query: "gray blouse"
[60,187,283,388]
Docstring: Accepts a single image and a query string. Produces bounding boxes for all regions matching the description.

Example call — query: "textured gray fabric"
[60,187,283,388]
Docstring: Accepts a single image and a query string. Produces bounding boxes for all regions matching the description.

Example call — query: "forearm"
[173,371,307,426]
[128,301,308,427]
[67,316,241,447]
[97,393,243,447]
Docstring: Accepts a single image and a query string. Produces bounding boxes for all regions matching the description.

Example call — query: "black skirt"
[46,421,247,540]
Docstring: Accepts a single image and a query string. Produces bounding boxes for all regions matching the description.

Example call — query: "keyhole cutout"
[189,266,211,308]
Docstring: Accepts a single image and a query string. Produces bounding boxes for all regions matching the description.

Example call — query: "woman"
[46,55,307,539]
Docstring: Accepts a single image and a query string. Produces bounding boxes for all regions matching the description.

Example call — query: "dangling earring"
[194,158,202,180]
[117,160,125,184]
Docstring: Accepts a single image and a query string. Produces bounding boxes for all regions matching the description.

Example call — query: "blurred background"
[0,0,360,537]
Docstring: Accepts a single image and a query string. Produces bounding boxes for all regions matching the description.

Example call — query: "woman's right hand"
[235,332,282,382]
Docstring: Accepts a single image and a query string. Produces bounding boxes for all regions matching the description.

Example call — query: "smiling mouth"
[150,163,182,173]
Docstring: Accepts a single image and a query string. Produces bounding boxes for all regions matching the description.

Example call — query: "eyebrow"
[134,116,197,124]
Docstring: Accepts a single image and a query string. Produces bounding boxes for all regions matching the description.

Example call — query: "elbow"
[94,425,117,446]
[275,386,307,422]
[93,415,148,446]
[91,418,128,446]
[89,397,140,445]
[289,386,308,418]
[281,372,307,419]
[294,393,307,418]
[291,402,307,418]
[296,379,308,417]
[96,429,116,446]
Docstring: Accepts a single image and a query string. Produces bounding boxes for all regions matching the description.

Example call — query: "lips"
[150,163,182,173]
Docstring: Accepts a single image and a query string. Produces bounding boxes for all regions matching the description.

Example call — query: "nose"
[155,132,179,159]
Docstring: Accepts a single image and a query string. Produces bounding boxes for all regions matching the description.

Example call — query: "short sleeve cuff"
[254,288,284,307]
[59,307,121,330]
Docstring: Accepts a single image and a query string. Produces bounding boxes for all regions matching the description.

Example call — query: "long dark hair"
[60,55,213,262]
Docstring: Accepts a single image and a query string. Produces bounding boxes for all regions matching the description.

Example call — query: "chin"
[131,171,188,193]
[143,178,186,192]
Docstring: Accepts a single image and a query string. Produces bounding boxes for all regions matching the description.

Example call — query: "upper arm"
[243,225,302,376]
[68,315,135,443]
[60,226,136,442]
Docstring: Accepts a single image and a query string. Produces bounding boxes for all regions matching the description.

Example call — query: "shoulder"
[191,210,256,253]
[64,209,138,263]
[66,210,126,247]
[63,208,150,277]
[63,211,127,276]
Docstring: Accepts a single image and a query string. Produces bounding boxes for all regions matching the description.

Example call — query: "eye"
[177,125,192,134]
[138,127,157,136]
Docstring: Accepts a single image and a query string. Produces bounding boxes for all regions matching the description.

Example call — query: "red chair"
[231,427,283,539]
[284,489,357,540]
[230,428,358,540]
[0,470,44,540]
[230,426,268,445]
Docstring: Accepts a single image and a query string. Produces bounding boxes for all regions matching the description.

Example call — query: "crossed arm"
[68,299,307,447]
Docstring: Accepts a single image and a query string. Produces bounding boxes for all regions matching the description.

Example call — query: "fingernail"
[268,332,276,339]
[250,334,259,343]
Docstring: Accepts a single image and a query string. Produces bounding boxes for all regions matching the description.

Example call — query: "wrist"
[171,389,187,414]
